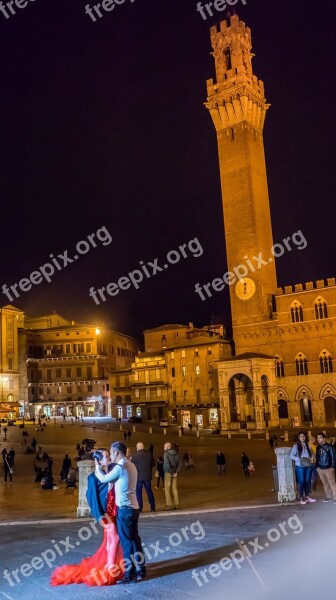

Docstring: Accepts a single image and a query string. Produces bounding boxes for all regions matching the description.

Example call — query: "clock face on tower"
[235,277,256,301]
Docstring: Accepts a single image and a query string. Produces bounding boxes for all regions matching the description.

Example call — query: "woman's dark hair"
[296,431,311,457]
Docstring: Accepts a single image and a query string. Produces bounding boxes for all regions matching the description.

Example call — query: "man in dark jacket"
[163,442,182,510]
[316,433,336,502]
[131,442,155,512]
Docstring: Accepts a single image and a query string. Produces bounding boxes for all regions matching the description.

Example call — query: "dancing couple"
[51,441,146,586]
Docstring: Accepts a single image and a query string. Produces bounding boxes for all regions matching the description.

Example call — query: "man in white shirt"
[95,441,146,584]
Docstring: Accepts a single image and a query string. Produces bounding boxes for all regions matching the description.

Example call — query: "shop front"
[177,404,220,428]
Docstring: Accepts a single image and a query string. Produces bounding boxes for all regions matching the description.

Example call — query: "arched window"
[295,353,308,376]
[319,350,333,374]
[290,301,303,323]
[275,357,285,378]
[315,297,328,320]
[195,364,201,375]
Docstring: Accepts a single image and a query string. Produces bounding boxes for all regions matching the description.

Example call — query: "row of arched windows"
[290,298,328,323]
[276,350,334,377]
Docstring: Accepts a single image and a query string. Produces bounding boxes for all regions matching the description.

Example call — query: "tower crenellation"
[206,14,268,132]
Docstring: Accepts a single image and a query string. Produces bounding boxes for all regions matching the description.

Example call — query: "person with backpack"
[163,442,182,510]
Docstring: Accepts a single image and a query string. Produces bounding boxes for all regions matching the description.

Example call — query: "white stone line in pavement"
[0,591,15,600]
[0,502,298,527]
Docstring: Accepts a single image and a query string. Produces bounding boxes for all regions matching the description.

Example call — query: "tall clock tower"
[205,14,277,331]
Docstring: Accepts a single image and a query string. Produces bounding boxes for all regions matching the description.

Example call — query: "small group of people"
[290,431,336,504]
[241,452,255,477]
[129,441,182,511]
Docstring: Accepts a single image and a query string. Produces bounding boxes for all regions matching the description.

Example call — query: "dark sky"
[0,0,335,341]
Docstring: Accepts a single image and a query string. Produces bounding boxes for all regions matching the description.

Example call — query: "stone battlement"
[210,14,250,37]
[275,278,336,296]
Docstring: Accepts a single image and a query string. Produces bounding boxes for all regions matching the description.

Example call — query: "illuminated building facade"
[0,305,24,419]
[23,313,140,417]
[110,323,231,427]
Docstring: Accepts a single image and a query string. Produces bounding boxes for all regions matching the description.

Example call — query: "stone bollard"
[196,430,200,438]
[149,427,153,434]
[228,432,231,439]
[247,432,251,440]
[132,426,136,433]
[119,425,123,431]
[179,428,182,437]
[265,432,270,440]
[163,428,167,435]
[275,447,296,502]
[77,460,95,518]
[284,431,289,441]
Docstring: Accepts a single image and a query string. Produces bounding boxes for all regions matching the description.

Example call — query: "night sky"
[0,0,334,341]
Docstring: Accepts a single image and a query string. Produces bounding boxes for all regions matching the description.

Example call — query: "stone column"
[275,447,296,503]
[219,394,230,431]
[77,459,95,518]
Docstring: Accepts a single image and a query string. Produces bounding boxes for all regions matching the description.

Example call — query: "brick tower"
[205,14,277,333]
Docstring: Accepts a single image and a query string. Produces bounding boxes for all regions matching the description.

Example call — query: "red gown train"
[51,489,124,586]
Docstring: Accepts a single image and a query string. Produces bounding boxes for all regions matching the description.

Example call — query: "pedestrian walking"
[269,437,275,450]
[154,456,164,489]
[183,450,190,469]
[4,452,13,484]
[8,448,15,465]
[127,430,132,440]
[60,454,71,481]
[123,431,127,442]
[131,442,156,512]
[163,442,182,510]
[315,432,336,503]
[216,451,226,475]
[3,426,8,440]
[241,452,250,477]
[290,431,316,505]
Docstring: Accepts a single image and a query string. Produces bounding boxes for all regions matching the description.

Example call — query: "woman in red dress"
[51,450,124,586]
